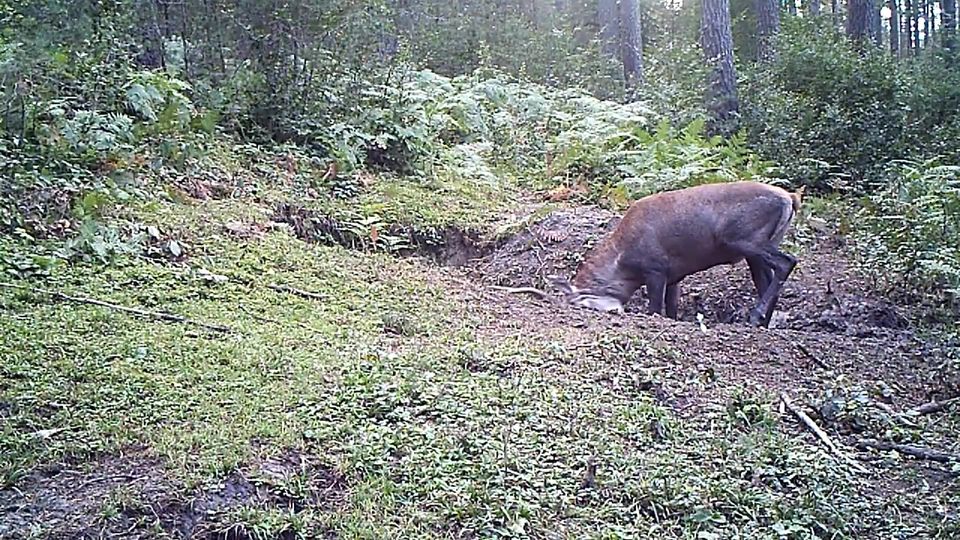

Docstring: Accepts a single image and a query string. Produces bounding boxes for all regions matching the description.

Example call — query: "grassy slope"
[1,162,959,539]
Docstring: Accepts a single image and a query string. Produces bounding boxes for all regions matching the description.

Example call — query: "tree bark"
[598,0,620,57]
[756,0,780,61]
[904,0,914,51]
[701,0,739,137]
[786,0,797,16]
[944,0,958,52]
[619,0,644,85]
[809,0,821,16]
[910,0,920,52]
[890,0,900,55]
[871,0,883,46]
[847,0,872,41]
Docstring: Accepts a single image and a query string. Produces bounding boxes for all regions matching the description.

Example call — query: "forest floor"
[1,165,959,539]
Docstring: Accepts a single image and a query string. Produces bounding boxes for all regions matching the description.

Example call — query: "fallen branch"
[856,439,959,463]
[266,284,325,301]
[907,396,960,416]
[237,304,313,331]
[794,342,830,370]
[489,285,551,300]
[780,393,870,474]
[873,401,919,428]
[0,282,233,333]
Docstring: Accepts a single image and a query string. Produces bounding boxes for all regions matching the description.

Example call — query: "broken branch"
[794,342,830,370]
[907,396,960,416]
[489,285,551,299]
[780,393,870,474]
[0,282,233,333]
[856,439,959,463]
[267,284,325,301]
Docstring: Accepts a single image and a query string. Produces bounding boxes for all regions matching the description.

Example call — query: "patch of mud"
[0,447,346,540]
[474,205,621,289]
[272,202,484,266]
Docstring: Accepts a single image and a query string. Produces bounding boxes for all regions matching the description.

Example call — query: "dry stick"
[237,304,313,331]
[266,284,325,301]
[780,393,870,474]
[489,285,551,300]
[908,396,960,416]
[794,342,830,370]
[856,439,960,463]
[874,401,920,428]
[0,283,233,333]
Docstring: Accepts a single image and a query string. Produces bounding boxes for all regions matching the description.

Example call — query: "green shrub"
[741,17,960,193]
[854,158,960,303]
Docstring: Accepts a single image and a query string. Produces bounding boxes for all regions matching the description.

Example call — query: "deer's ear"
[548,276,574,296]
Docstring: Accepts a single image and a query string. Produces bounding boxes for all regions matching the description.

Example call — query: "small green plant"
[854,158,960,303]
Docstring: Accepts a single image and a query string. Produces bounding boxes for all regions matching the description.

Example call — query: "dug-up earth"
[1,183,959,539]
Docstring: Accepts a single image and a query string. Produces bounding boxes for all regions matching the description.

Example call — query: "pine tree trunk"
[847,0,872,41]
[786,0,797,16]
[871,0,883,46]
[913,0,920,50]
[598,0,619,57]
[701,0,739,136]
[810,0,821,16]
[756,0,781,62]
[944,0,958,52]
[890,0,900,55]
[619,0,644,86]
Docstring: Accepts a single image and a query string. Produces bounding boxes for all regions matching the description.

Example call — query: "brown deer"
[551,181,804,327]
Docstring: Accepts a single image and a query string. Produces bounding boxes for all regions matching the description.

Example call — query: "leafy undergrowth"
[2,186,959,539]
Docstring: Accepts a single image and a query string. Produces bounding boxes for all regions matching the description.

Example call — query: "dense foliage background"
[1,0,958,302]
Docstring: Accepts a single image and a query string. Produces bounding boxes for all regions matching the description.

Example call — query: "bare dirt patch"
[0,446,346,540]
[473,204,916,336]
[445,203,959,414]
[272,202,486,266]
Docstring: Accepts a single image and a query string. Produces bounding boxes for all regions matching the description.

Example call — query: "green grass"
[2,169,959,538]
[3,211,956,538]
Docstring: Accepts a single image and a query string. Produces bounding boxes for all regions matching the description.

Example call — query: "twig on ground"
[794,342,830,370]
[267,284,325,301]
[873,401,919,428]
[780,393,870,474]
[30,426,78,440]
[907,396,960,416]
[856,439,959,463]
[0,282,233,333]
[489,285,551,300]
[69,474,138,494]
[237,304,313,331]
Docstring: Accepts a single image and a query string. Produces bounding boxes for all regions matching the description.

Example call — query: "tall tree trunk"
[701,0,739,137]
[904,0,914,51]
[598,0,619,57]
[786,0,797,16]
[832,0,841,28]
[809,0,821,16]
[924,0,931,47]
[619,0,644,86]
[847,0,872,41]
[890,0,900,55]
[756,0,781,61]
[910,0,921,53]
[944,0,958,52]
[871,0,883,45]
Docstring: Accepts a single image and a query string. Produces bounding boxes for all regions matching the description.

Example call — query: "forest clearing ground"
[1,180,959,539]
